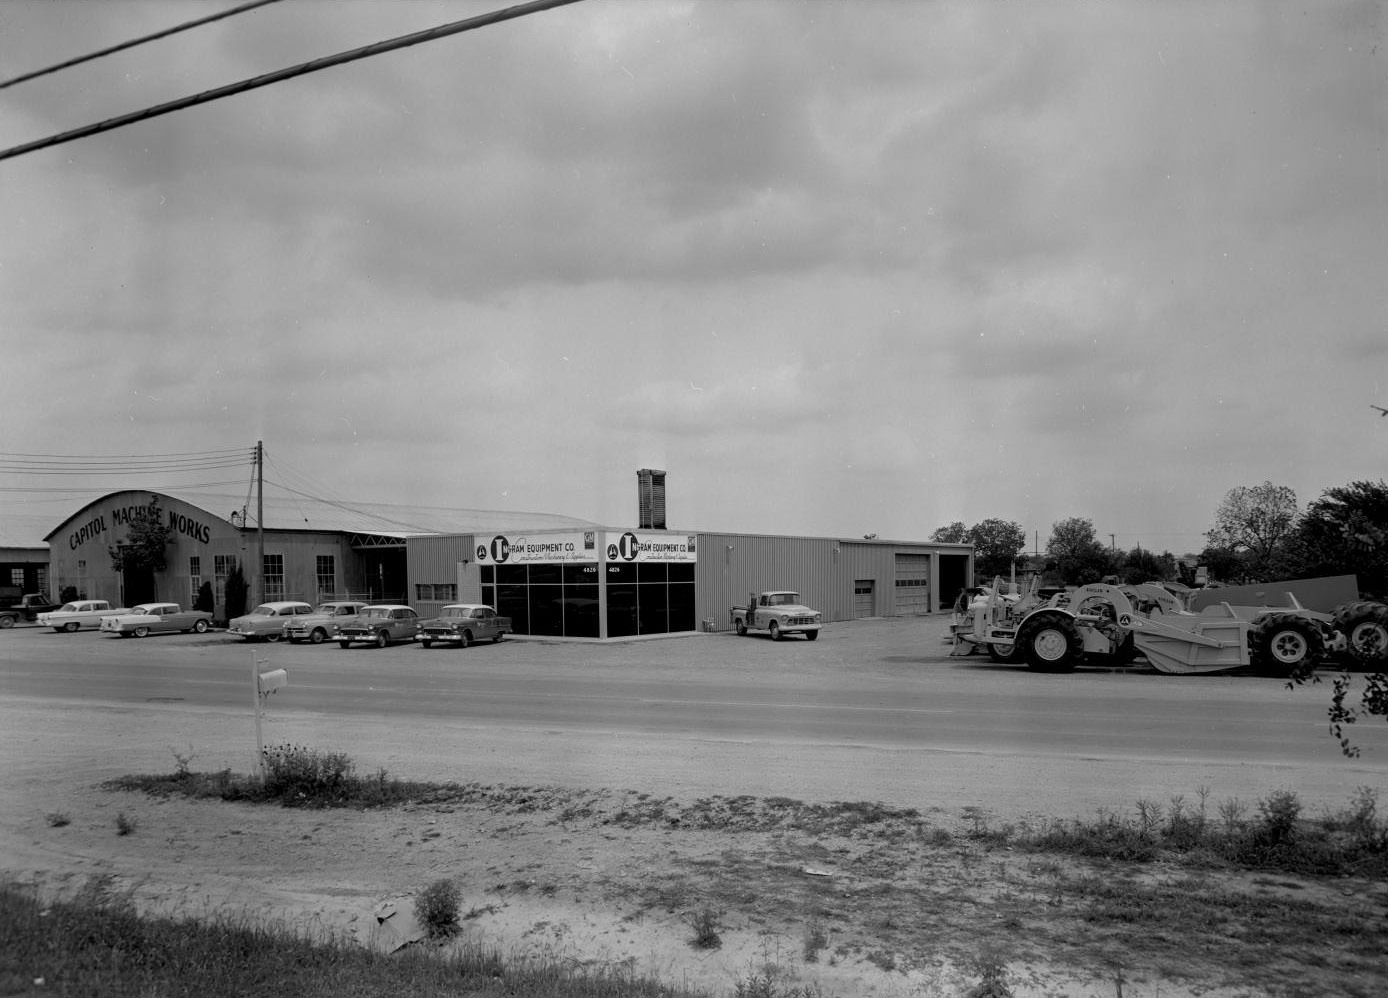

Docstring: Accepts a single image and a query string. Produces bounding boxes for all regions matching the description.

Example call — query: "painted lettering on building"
[68,505,212,549]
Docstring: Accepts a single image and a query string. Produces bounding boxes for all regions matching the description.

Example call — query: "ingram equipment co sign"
[473,531,697,565]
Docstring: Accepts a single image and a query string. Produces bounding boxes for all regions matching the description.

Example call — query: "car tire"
[338,640,350,649]
[769,621,781,641]
[493,632,504,643]
[804,630,819,641]
[309,628,326,645]
[65,622,81,633]
[421,639,433,649]
[735,619,747,636]
[375,630,389,648]
[460,630,473,648]
[265,632,281,643]
[192,619,209,634]
[134,626,150,638]
[0,615,15,629]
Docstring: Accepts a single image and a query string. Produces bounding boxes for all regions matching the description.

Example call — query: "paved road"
[3,617,1385,820]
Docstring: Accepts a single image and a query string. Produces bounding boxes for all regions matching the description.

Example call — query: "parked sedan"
[227,601,314,641]
[99,603,213,637]
[419,604,510,647]
[336,605,420,648]
[282,601,370,644]
[37,599,130,632]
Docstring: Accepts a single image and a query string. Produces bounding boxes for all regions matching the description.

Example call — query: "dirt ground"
[6,693,1385,998]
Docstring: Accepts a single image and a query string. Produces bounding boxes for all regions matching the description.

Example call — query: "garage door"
[853,580,875,618]
[894,555,931,615]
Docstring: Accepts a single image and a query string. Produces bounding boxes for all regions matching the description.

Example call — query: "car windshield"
[440,607,467,618]
[59,603,78,612]
[133,605,156,614]
[767,593,799,605]
[334,605,360,615]
[251,606,276,616]
[360,608,388,620]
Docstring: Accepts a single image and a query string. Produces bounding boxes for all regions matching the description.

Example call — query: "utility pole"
[256,440,265,607]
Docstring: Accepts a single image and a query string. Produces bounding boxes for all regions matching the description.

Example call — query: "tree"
[930,521,970,544]
[1206,482,1299,580]
[1045,517,1113,585]
[224,561,248,623]
[969,518,1027,578]
[1279,480,1388,598]
[194,581,215,614]
[1115,547,1175,584]
[108,495,172,577]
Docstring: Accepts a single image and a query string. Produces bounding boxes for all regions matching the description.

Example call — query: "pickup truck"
[730,591,822,641]
[0,592,61,628]
[419,604,510,648]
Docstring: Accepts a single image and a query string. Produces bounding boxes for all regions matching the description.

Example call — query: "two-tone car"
[336,605,420,648]
[99,603,213,638]
[282,601,370,644]
[37,599,130,632]
[419,604,510,648]
[227,601,314,642]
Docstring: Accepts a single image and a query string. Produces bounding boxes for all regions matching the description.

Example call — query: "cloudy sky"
[1,0,1384,555]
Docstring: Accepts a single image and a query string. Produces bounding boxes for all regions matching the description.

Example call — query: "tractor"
[950,578,1388,676]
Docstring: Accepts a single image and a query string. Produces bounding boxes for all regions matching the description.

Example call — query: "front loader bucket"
[1124,607,1251,675]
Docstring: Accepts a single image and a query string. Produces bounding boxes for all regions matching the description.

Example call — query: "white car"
[38,599,130,633]
[227,601,314,641]
[99,603,213,637]
[282,601,371,644]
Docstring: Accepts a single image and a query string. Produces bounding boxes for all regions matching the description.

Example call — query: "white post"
[252,650,265,782]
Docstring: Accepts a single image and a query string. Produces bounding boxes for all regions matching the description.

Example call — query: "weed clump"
[414,878,461,938]
[689,907,722,949]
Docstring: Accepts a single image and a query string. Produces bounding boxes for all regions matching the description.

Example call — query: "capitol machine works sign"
[474,531,697,565]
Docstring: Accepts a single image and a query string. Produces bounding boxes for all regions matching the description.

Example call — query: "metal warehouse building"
[36,485,973,640]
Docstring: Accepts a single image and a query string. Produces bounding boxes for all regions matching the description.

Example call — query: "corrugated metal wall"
[406,534,475,619]
[694,533,966,628]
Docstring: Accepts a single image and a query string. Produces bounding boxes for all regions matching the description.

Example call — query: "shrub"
[115,812,136,836]
[45,812,71,828]
[689,907,722,949]
[414,878,461,938]
[260,744,354,805]
[193,580,215,614]
[223,562,248,623]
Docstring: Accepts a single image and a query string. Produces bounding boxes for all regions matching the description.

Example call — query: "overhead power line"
[0,0,587,163]
[0,0,284,91]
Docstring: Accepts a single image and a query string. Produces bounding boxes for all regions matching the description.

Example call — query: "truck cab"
[731,591,823,641]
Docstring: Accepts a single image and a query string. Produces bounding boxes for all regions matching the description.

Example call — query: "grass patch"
[0,880,708,998]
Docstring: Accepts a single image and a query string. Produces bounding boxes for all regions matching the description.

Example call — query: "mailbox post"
[251,651,288,781]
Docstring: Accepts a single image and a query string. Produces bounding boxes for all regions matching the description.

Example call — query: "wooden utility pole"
[256,440,265,606]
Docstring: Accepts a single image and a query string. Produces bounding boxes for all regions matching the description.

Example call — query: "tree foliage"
[1045,517,1113,585]
[970,518,1028,578]
[224,562,248,623]
[930,521,970,544]
[1279,480,1388,599]
[1206,482,1299,580]
[108,495,172,576]
[930,518,1027,578]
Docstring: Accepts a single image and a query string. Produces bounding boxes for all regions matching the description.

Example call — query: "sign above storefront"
[475,532,599,565]
[605,531,697,563]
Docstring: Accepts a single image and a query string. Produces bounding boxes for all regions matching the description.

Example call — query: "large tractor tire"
[1249,614,1325,677]
[1016,611,1083,673]
[1332,601,1388,668]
